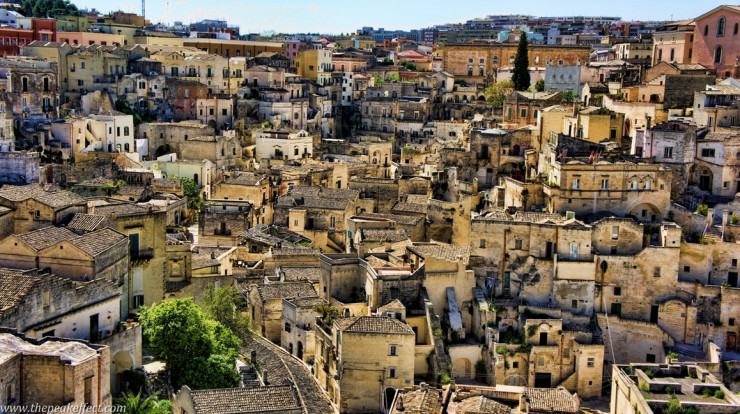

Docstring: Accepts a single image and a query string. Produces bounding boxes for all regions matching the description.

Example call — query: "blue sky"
[75,0,727,34]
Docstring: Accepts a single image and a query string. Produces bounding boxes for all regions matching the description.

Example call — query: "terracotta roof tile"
[337,316,414,335]
[189,385,301,413]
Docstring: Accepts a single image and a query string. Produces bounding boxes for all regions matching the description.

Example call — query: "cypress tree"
[512,32,531,91]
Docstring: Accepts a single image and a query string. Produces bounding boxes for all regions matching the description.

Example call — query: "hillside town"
[0,1,739,413]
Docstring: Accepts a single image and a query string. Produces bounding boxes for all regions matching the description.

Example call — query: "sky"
[75,0,728,34]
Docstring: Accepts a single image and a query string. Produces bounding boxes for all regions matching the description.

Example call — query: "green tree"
[115,391,172,414]
[314,303,342,325]
[512,32,531,91]
[203,285,252,339]
[178,176,203,211]
[561,90,577,103]
[140,299,240,390]
[534,78,545,92]
[484,79,514,108]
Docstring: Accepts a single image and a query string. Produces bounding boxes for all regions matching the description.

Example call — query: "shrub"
[496,345,508,355]
[439,373,452,385]
[701,387,713,397]
[695,204,709,216]
[713,389,725,399]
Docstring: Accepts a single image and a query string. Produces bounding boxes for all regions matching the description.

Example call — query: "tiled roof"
[15,226,125,256]
[67,214,107,233]
[71,228,127,256]
[391,386,442,414]
[524,388,580,413]
[453,395,510,414]
[254,281,317,301]
[474,209,568,224]
[92,201,151,217]
[189,385,301,413]
[271,247,321,256]
[337,316,414,335]
[407,243,470,264]
[285,296,324,308]
[0,269,41,313]
[17,227,77,251]
[0,184,84,208]
[360,228,408,243]
[224,172,265,186]
[241,334,333,413]
[280,266,321,283]
[392,202,428,215]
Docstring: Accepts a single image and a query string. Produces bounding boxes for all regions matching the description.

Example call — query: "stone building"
[89,200,168,312]
[254,129,314,162]
[539,136,672,221]
[636,120,699,198]
[0,57,58,118]
[502,92,562,128]
[0,183,86,234]
[692,129,740,197]
[0,151,39,184]
[0,331,112,410]
[441,43,591,85]
[244,280,317,343]
[138,120,214,159]
[691,5,740,77]
[199,200,254,246]
[281,296,323,363]
[610,363,740,414]
[275,186,359,252]
[314,315,415,413]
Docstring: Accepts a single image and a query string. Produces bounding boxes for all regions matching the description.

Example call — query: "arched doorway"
[452,357,473,379]
[112,351,134,393]
[155,144,171,158]
[384,387,397,411]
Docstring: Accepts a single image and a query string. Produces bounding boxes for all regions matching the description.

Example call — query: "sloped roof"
[336,316,414,335]
[188,385,301,413]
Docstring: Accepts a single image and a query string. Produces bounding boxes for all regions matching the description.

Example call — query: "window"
[611,226,619,240]
[133,294,144,308]
[654,267,661,277]
[388,367,396,378]
[587,357,595,368]
[684,265,691,272]
[284,322,291,332]
[569,242,578,259]
[520,108,527,118]
[717,16,726,36]
[664,147,673,159]
[701,148,716,158]
[669,48,675,61]
[610,302,621,316]
[389,345,397,356]
[479,239,486,248]
[572,177,581,190]
[514,239,523,250]
[729,318,735,326]
[631,178,639,190]
[614,287,621,296]
[704,24,709,36]
[572,299,578,308]
[732,259,737,268]
[512,361,519,368]
[644,180,652,190]
[600,178,609,190]
[646,354,656,363]
[714,46,723,64]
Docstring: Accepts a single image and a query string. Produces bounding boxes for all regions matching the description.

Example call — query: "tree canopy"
[115,392,172,414]
[203,285,252,339]
[140,298,240,390]
[484,79,514,108]
[512,32,531,91]
[19,0,79,18]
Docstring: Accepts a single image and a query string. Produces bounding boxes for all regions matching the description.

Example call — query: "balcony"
[130,247,154,262]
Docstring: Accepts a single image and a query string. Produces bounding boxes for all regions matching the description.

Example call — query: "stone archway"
[111,351,134,394]
[628,202,662,223]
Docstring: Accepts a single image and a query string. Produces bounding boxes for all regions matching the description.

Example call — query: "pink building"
[692,5,740,78]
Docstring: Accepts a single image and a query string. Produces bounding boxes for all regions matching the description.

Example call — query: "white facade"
[255,129,314,161]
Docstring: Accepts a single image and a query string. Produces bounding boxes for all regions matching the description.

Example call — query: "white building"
[255,129,314,161]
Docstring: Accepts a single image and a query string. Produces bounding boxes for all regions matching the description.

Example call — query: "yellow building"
[315,316,415,413]
[295,49,333,85]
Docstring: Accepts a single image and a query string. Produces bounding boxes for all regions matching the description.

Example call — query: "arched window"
[714,46,723,64]
[123,126,130,136]
[704,25,709,36]
[717,16,726,36]
[735,22,739,35]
